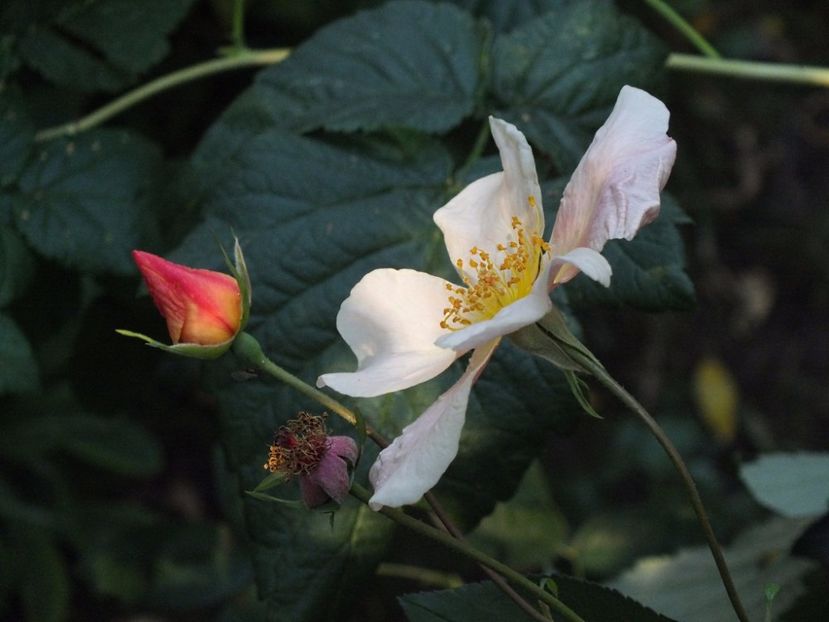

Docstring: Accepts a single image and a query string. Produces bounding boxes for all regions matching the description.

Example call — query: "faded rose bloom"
[264,412,358,508]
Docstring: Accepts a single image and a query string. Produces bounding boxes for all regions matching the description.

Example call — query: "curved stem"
[643,0,721,58]
[350,483,584,622]
[35,48,290,142]
[667,53,829,87]
[232,332,356,426]
[589,368,750,622]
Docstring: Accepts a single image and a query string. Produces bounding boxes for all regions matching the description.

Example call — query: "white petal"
[550,86,676,272]
[317,269,461,398]
[550,247,613,288]
[434,118,543,283]
[368,340,499,510]
[435,263,553,351]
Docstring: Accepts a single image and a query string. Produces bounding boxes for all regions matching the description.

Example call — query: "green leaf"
[610,517,816,622]
[491,0,667,172]
[13,129,163,274]
[441,0,565,32]
[0,90,34,188]
[56,414,164,477]
[399,576,676,621]
[468,461,568,569]
[17,527,70,622]
[17,0,195,92]
[740,452,829,518]
[251,1,485,133]
[0,312,39,395]
[0,225,35,307]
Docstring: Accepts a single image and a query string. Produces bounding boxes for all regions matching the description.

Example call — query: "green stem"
[34,48,290,142]
[667,53,829,87]
[452,119,491,191]
[588,366,751,622]
[643,0,720,58]
[231,0,247,50]
[350,483,585,622]
[376,562,463,589]
[232,332,357,426]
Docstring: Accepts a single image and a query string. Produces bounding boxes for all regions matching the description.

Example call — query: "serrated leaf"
[252,1,484,133]
[610,517,816,622]
[0,225,35,307]
[740,452,829,518]
[491,0,667,172]
[18,0,195,92]
[0,90,34,187]
[399,576,676,622]
[0,312,39,395]
[13,129,162,274]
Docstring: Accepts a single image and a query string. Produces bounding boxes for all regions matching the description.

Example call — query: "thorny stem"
[34,48,290,142]
[643,0,721,58]
[350,482,585,622]
[233,332,553,621]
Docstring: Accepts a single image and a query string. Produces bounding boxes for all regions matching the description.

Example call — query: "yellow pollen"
[440,216,548,330]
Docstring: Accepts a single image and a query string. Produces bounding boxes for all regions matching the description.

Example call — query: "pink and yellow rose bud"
[118,238,251,359]
[133,250,241,345]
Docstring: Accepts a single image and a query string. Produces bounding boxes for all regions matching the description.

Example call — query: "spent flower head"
[264,412,359,508]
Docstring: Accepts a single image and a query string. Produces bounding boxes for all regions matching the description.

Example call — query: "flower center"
[264,412,330,476]
[440,214,549,330]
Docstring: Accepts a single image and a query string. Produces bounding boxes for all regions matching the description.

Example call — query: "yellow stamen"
[440,216,547,330]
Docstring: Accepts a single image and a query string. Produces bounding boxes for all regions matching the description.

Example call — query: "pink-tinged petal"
[435,118,543,283]
[368,340,499,510]
[305,441,354,505]
[132,250,241,345]
[550,247,613,288]
[317,269,461,398]
[550,86,676,272]
[435,263,553,351]
[328,435,359,464]
[299,476,330,508]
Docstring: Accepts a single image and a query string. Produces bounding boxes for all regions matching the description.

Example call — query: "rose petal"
[309,448,352,504]
[328,435,359,464]
[435,262,553,351]
[434,117,543,283]
[299,476,330,508]
[317,269,460,397]
[550,86,676,284]
[368,339,499,509]
[550,247,613,288]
